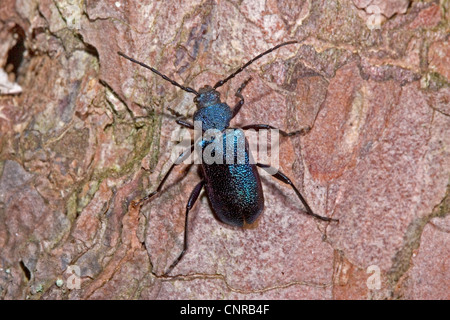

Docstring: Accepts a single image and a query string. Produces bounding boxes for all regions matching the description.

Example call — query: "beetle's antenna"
[213,40,299,89]
[118,51,198,95]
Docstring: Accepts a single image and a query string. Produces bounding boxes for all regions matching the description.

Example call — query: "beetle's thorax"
[193,85,232,132]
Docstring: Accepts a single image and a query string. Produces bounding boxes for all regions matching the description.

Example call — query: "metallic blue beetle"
[118,41,337,275]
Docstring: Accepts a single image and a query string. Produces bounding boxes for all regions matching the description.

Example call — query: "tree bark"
[0,0,449,299]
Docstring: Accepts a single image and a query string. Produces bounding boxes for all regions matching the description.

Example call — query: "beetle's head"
[194,85,221,108]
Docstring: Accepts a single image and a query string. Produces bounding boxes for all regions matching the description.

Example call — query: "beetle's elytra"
[118,41,338,275]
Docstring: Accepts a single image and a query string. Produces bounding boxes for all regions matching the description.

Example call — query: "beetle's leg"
[176,119,194,129]
[131,144,195,208]
[166,108,194,129]
[241,124,310,137]
[163,180,205,276]
[231,77,253,118]
[256,163,338,223]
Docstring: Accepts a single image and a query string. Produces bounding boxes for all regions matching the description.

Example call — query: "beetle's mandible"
[118,41,338,276]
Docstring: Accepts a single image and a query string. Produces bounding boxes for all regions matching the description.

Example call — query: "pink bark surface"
[0,0,449,299]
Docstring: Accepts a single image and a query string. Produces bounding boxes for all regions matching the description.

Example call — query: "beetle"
[118,41,338,275]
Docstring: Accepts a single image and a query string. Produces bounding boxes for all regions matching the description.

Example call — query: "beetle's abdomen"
[199,129,264,227]
[193,103,232,132]
[203,163,264,227]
